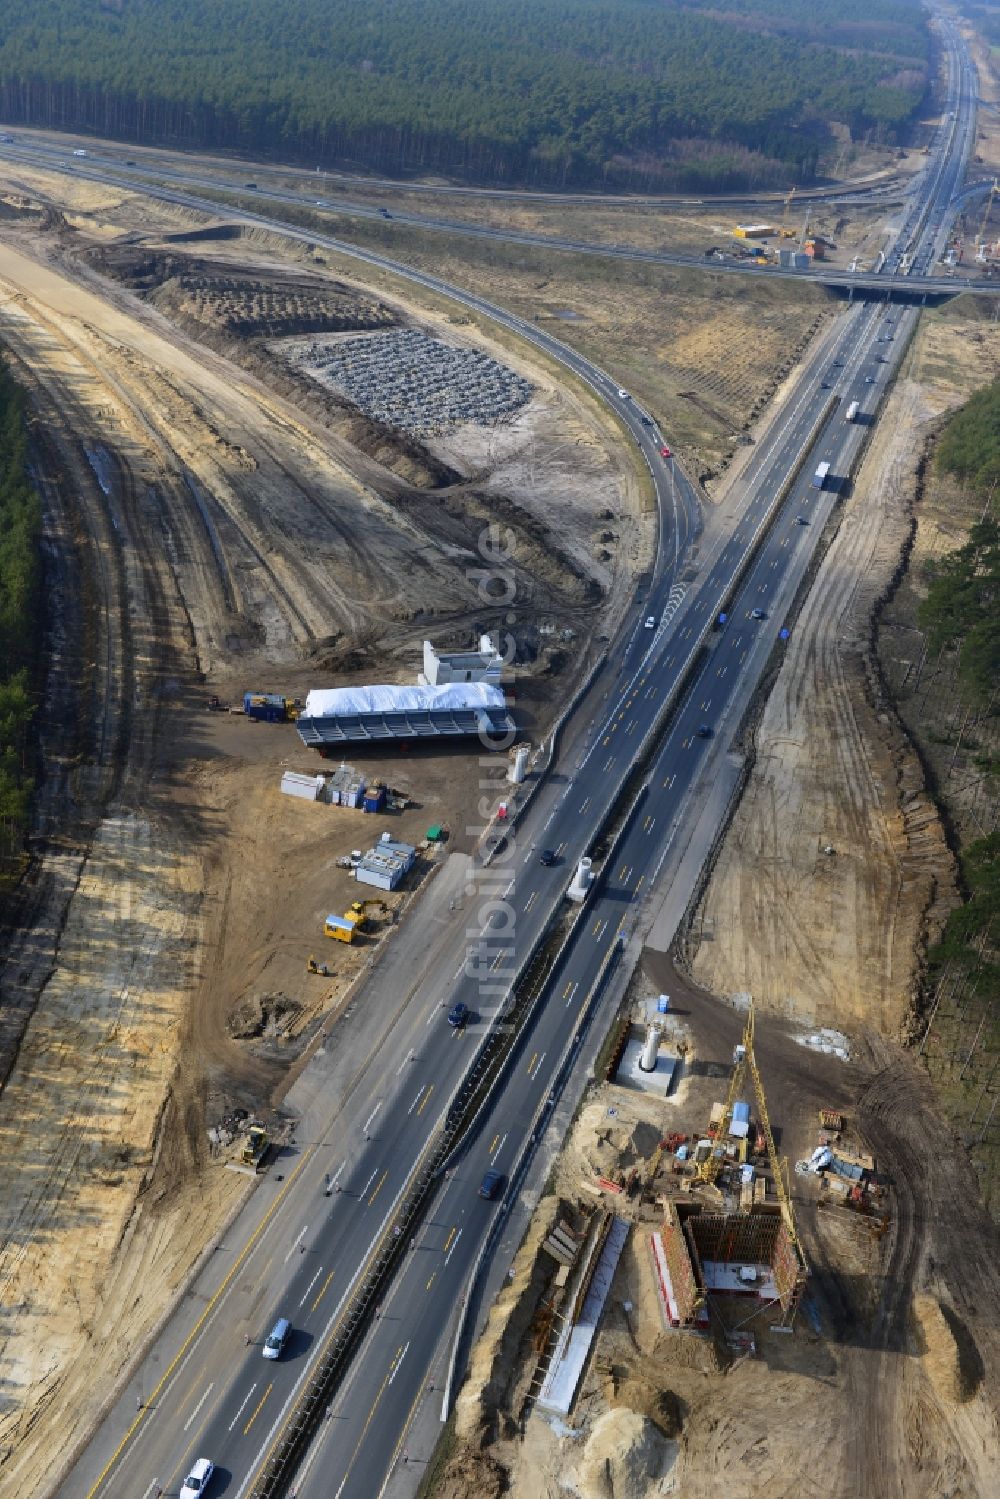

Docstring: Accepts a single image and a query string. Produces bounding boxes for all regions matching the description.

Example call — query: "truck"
[845,401,860,422]
[812,461,831,490]
[243,692,299,723]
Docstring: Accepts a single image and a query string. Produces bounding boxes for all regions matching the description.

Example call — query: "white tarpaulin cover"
[303,683,506,718]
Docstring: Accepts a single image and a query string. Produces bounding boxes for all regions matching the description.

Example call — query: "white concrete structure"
[639,1024,660,1072]
[508,745,530,784]
[420,635,503,687]
[567,857,593,903]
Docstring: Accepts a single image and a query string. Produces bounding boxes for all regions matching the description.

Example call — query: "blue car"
[479,1169,504,1200]
[448,1002,469,1028]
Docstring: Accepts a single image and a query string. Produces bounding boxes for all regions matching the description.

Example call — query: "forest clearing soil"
[684,310,1000,1036]
[0,184,638,1494]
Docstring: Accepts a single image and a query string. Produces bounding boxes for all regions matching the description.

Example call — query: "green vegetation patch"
[935,376,1000,500]
[919,514,1000,707]
[0,0,928,189]
[0,360,41,882]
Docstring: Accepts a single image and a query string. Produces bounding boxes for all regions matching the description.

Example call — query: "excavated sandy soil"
[0,162,644,1495]
[446,964,1000,1499]
[689,382,953,1038]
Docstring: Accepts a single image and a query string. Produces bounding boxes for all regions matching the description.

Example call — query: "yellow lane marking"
[312,1270,335,1313]
[84,1145,315,1498]
[243,1383,273,1437]
[368,1169,388,1205]
[416,1085,434,1116]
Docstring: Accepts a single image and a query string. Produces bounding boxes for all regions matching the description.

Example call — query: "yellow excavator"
[324,899,389,943]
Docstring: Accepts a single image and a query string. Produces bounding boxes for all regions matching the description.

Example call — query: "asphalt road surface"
[0,112,993,297]
[60,11,976,1496]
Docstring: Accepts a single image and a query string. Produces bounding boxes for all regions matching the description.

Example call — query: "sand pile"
[434,1451,509,1499]
[913,1293,967,1403]
[576,1408,676,1499]
[604,1372,682,1437]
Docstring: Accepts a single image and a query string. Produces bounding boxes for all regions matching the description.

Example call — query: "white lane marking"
[396,1049,414,1075]
[360,1166,378,1195]
[229,1384,257,1432]
[300,1268,323,1308]
[564,980,579,1008]
[331,1160,346,1185]
[407,1086,429,1116]
[183,1381,215,1432]
[443,1228,463,1266]
[284,1227,308,1264]
[388,1341,410,1386]
[362,1101,383,1134]
[491,1132,507,1165]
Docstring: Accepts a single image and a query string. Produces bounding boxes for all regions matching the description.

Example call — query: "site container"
[244,692,288,723]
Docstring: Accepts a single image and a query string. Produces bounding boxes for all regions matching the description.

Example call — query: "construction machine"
[696,999,802,1252]
[345,898,388,932]
[306,954,332,976]
[780,185,798,237]
[241,1125,268,1170]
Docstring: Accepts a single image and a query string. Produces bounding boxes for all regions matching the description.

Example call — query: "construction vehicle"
[345,899,387,931]
[696,998,802,1252]
[241,1125,268,1170]
[324,898,388,943]
[306,954,332,976]
[780,185,797,237]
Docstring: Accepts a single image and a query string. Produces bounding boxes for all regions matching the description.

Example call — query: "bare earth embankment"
[0,165,644,1494]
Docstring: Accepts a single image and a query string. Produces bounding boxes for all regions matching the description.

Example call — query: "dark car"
[448,1002,469,1028]
[244,182,258,189]
[641,415,653,426]
[696,724,712,738]
[539,848,557,866]
[795,515,808,525]
[479,1169,504,1199]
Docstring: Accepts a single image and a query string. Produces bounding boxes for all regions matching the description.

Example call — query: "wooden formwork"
[662,1201,808,1323]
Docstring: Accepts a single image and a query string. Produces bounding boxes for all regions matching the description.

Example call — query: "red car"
[659,446,671,458]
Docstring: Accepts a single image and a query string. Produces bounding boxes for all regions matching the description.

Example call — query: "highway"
[0,120,994,298]
[55,11,977,1498]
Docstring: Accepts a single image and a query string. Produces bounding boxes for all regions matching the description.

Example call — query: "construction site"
[0,65,998,1499]
[437,944,996,1499]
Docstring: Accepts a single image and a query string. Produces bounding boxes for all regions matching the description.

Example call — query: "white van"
[263,1316,290,1360]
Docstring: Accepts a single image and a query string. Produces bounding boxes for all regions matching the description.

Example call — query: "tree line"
[922,382,999,1004]
[0,0,929,190]
[0,361,41,882]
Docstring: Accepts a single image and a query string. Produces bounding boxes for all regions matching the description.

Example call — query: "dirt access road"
[0,170,643,1496]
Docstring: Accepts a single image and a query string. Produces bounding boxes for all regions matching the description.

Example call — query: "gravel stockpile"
[290,328,534,436]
